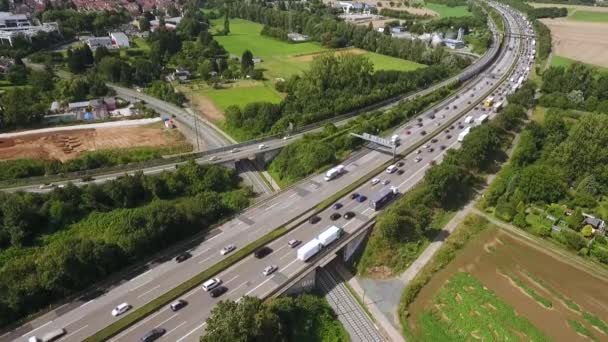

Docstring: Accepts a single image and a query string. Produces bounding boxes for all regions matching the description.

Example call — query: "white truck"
[493,102,503,113]
[458,127,471,142]
[475,114,489,125]
[324,165,345,181]
[318,225,343,246]
[391,134,400,145]
[297,239,323,261]
[464,115,474,124]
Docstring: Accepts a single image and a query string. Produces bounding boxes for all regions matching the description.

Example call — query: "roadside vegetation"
[482,64,608,268]
[356,81,536,276]
[0,162,252,328]
[202,294,349,341]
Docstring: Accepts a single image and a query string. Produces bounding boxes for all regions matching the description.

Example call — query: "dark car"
[417,122,423,127]
[420,131,427,136]
[458,124,464,129]
[344,212,356,220]
[450,125,455,130]
[254,246,273,259]
[440,145,447,150]
[141,328,166,342]
[350,193,360,200]
[170,299,188,312]
[397,161,404,167]
[175,252,192,263]
[333,202,343,210]
[417,117,423,122]
[309,215,321,224]
[330,213,341,221]
[210,285,228,298]
[452,105,457,109]
[431,138,438,143]
[356,195,367,203]
[447,135,452,139]
[428,148,435,153]
[397,169,405,175]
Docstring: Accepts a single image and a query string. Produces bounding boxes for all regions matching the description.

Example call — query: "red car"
[405,130,411,135]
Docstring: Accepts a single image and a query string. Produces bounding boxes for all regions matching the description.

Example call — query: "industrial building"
[0,12,58,46]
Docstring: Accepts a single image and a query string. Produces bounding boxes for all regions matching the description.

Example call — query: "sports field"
[199,82,283,111]
[212,18,426,79]
[423,3,471,18]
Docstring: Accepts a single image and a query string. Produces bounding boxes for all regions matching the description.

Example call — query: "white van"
[202,278,221,291]
[258,144,266,150]
[28,328,66,342]
[386,165,398,174]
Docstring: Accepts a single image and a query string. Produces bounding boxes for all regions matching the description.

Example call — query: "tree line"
[202,295,348,341]
[529,7,568,19]
[0,162,251,328]
[539,63,608,113]
[358,81,534,273]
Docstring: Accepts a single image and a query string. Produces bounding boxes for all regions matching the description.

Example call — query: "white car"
[258,144,266,150]
[39,183,55,190]
[209,156,220,161]
[220,244,236,255]
[288,239,301,248]
[263,265,278,276]
[371,178,380,186]
[111,303,131,317]
[230,148,239,153]
[202,278,221,291]
[415,157,423,163]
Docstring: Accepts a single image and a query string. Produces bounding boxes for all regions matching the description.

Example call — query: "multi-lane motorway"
[6,2,534,341]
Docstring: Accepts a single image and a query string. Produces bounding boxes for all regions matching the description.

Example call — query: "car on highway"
[230,148,239,153]
[440,145,447,150]
[258,144,266,150]
[175,252,191,263]
[371,178,380,186]
[381,179,390,185]
[344,212,356,220]
[386,165,397,174]
[447,135,452,139]
[330,213,341,220]
[417,149,422,154]
[417,117,423,122]
[453,105,457,109]
[141,328,166,342]
[405,130,411,135]
[111,303,131,317]
[415,157,422,163]
[431,138,438,143]
[39,183,55,190]
[333,202,343,210]
[350,193,360,200]
[309,215,321,224]
[288,239,301,248]
[417,122,423,127]
[450,125,455,129]
[202,278,222,291]
[263,265,278,276]
[420,131,426,135]
[427,148,434,153]
[209,156,220,161]
[254,246,273,258]
[170,299,188,312]
[356,195,367,203]
[220,244,236,255]
[397,161,404,167]
[81,175,95,182]
[397,169,405,175]
[210,285,228,298]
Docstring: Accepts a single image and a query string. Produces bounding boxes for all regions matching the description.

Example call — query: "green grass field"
[570,10,608,22]
[212,18,425,79]
[550,55,608,73]
[424,3,472,17]
[415,272,550,341]
[200,82,283,111]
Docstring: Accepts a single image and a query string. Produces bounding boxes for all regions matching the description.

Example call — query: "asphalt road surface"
[7,3,534,341]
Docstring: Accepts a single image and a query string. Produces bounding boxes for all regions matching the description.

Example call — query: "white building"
[110,32,130,48]
[0,12,58,46]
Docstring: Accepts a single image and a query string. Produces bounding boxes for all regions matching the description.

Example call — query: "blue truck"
[369,186,399,211]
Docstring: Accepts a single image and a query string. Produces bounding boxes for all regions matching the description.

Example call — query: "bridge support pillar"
[281,268,317,296]
[254,148,282,168]
[343,226,372,264]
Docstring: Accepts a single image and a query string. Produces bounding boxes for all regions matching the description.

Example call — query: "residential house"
[110,32,130,48]
[582,214,606,233]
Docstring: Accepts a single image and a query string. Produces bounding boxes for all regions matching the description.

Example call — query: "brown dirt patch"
[541,18,608,67]
[0,123,184,162]
[189,91,224,122]
[290,48,368,63]
[366,265,394,278]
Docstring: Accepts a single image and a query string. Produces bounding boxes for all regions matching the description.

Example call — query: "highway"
[7,2,534,341]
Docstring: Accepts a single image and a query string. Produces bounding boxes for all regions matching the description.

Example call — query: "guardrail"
[0,31,504,190]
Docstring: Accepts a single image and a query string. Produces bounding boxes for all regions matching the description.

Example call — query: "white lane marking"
[198,254,215,265]
[362,207,372,215]
[61,324,88,340]
[343,220,355,227]
[397,163,429,189]
[109,309,165,341]
[155,313,178,328]
[280,250,295,260]
[130,269,152,282]
[272,245,287,254]
[281,258,299,272]
[79,299,94,308]
[231,281,250,294]
[64,315,88,328]
[288,193,297,199]
[205,231,224,242]
[264,202,279,211]
[165,321,187,337]
[192,248,209,257]
[176,322,207,342]
[0,331,9,338]
[245,277,275,296]
[137,284,161,299]
[22,321,52,337]
[225,275,239,284]
[182,286,202,300]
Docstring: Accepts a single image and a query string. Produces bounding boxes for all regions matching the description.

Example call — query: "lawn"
[415,272,549,341]
[570,10,608,23]
[550,55,608,73]
[424,3,471,18]
[212,18,426,79]
[200,82,283,111]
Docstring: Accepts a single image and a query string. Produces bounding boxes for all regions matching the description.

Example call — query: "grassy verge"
[398,214,494,338]
[501,271,553,309]
[568,319,596,340]
[85,225,289,342]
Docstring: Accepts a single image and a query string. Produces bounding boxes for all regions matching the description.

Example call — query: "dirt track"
[541,18,608,67]
[0,123,186,162]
